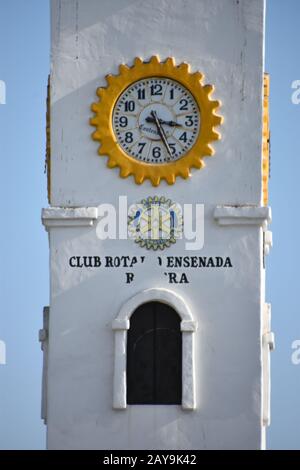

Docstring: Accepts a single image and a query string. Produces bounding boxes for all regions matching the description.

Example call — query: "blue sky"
[0,0,299,450]
[265,0,300,450]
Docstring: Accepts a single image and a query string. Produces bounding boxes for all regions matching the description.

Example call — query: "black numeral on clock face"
[179,132,188,143]
[124,100,135,112]
[138,142,146,154]
[119,116,128,127]
[150,84,163,96]
[152,147,161,158]
[169,88,175,100]
[125,132,133,143]
[169,143,176,155]
[137,88,146,100]
[179,99,189,111]
[185,115,194,127]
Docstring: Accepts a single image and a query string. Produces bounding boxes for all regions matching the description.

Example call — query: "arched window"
[127,301,182,405]
[112,288,196,410]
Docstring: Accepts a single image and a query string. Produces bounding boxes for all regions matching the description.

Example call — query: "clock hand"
[150,111,172,157]
[145,116,182,127]
[164,119,182,128]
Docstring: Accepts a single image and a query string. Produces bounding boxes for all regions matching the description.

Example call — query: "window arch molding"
[112,288,197,410]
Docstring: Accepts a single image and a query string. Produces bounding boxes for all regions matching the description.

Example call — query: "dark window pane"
[127,301,182,405]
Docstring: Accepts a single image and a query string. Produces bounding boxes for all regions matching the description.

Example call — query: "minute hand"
[150,111,172,156]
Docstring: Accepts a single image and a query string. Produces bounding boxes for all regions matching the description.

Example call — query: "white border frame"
[112,288,197,410]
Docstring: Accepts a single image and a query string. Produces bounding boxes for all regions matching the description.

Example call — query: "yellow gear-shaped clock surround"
[90,56,223,186]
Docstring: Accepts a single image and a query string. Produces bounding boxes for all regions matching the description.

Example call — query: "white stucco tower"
[41,0,273,450]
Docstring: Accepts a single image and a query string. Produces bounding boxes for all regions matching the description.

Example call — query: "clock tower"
[41,0,273,450]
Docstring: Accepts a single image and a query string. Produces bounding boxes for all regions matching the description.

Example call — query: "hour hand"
[145,116,182,127]
[165,120,182,128]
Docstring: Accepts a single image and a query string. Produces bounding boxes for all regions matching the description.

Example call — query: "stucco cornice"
[42,207,98,229]
[214,205,271,228]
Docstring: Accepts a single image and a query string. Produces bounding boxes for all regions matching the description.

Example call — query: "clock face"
[112,77,200,164]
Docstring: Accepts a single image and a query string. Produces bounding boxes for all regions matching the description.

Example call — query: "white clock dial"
[112,77,200,164]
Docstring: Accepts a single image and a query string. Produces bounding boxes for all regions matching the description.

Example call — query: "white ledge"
[42,207,98,228]
[214,205,271,227]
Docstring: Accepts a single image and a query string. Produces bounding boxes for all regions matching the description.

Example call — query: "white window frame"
[112,288,197,410]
